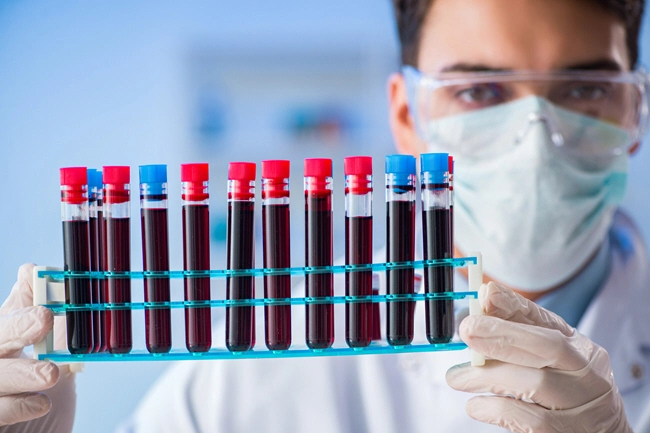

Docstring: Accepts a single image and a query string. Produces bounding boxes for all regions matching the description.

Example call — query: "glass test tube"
[96,170,109,352]
[102,166,133,354]
[420,153,454,344]
[344,156,373,348]
[181,163,212,353]
[262,160,292,351]
[87,168,103,353]
[226,162,256,352]
[60,167,94,354]
[385,155,417,346]
[140,165,172,354]
[97,172,109,353]
[448,156,454,251]
[304,158,334,349]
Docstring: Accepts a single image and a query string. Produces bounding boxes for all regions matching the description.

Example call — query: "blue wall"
[0,3,397,432]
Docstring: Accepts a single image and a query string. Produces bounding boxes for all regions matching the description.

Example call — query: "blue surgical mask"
[426,96,628,291]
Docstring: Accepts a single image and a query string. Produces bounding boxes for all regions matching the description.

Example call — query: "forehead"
[417,0,629,73]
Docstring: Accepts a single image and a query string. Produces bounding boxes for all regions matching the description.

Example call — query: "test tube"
[448,155,454,250]
[181,163,212,353]
[304,158,334,350]
[262,160,292,351]
[385,155,416,346]
[60,167,94,354]
[87,168,103,353]
[102,166,133,354]
[140,165,172,354]
[420,153,454,344]
[97,170,110,352]
[226,162,256,352]
[98,171,109,353]
[344,156,373,348]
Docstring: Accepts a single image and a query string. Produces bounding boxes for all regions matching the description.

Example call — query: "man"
[1,0,649,431]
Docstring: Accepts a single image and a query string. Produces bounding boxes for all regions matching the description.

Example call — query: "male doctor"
[1,0,649,432]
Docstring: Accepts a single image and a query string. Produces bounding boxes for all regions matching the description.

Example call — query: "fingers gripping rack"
[33,255,484,365]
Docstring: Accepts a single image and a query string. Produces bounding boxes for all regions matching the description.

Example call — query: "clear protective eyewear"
[403,65,650,159]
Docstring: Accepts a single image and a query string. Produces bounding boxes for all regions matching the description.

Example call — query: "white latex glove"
[446,281,632,433]
[0,264,76,433]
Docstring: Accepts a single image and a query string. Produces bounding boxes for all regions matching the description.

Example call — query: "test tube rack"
[33,254,485,366]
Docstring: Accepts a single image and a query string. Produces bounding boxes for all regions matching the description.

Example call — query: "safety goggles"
[403,66,650,158]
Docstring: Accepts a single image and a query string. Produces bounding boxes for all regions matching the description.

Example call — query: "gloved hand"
[446,281,632,433]
[0,264,76,433]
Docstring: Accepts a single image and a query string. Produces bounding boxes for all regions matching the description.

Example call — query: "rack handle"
[32,266,84,371]
[467,252,485,367]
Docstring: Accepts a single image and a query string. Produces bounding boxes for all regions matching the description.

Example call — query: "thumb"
[1,264,37,316]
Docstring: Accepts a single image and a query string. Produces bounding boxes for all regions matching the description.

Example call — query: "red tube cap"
[448,155,454,174]
[181,163,209,182]
[304,158,332,177]
[228,162,256,181]
[103,166,130,184]
[60,167,88,204]
[60,167,87,186]
[344,156,372,176]
[262,160,290,179]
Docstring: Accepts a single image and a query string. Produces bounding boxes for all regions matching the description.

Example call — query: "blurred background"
[0,1,648,432]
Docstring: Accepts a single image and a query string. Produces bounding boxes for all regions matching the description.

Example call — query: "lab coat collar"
[577,211,650,394]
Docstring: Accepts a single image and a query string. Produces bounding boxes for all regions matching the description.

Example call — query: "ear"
[629,141,641,155]
[388,72,426,156]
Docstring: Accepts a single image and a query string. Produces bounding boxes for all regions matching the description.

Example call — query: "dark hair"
[392,0,646,67]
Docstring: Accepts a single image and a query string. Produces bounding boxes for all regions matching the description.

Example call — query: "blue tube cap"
[139,164,168,184]
[420,153,449,173]
[139,165,167,196]
[420,153,449,184]
[87,168,102,190]
[385,154,416,175]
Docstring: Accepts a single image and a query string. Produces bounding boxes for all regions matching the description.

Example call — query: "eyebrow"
[562,59,623,71]
[439,63,509,73]
[439,59,624,73]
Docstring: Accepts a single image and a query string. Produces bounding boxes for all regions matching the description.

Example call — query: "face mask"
[425,96,629,291]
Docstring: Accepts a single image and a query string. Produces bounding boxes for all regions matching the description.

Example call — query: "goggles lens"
[404,66,650,158]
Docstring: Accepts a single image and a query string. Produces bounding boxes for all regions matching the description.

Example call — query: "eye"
[566,84,608,101]
[454,84,505,106]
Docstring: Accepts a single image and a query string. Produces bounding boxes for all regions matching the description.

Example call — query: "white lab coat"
[119,212,650,432]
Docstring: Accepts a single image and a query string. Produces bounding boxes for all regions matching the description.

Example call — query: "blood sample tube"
[102,166,133,354]
[98,172,109,353]
[262,160,292,351]
[96,170,109,352]
[448,155,454,250]
[420,153,454,344]
[60,167,94,354]
[181,163,212,353]
[304,158,334,350]
[385,155,416,346]
[344,156,373,348]
[225,162,256,352]
[87,168,103,353]
[140,165,172,354]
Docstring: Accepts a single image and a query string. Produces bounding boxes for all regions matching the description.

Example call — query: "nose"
[514,104,565,148]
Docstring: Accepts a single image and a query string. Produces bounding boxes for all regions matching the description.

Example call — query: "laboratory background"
[0,2,649,432]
